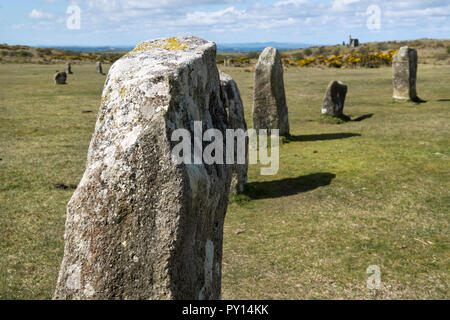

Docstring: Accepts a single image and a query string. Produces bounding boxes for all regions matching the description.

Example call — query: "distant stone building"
[349,36,360,47]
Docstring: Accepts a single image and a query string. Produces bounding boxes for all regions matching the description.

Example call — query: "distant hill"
[1,39,448,65]
[41,46,133,53]
[32,42,313,53]
[217,42,313,52]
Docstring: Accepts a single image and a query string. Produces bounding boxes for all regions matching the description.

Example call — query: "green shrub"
[17,50,33,58]
[304,48,312,56]
[447,46,450,54]
[246,52,259,59]
[293,52,304,60]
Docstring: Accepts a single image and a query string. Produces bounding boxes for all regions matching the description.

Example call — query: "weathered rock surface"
[253,47,289,136]
[54,71,67,84]
[96,61,103,74]
[53,36,232,300]
[392,46,418,101]
[322,81,348,116]
[220,72,248,194]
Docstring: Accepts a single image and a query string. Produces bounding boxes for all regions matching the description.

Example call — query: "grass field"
[0,62,449,299]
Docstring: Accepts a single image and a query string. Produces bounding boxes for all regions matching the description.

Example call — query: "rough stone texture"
[53,36,232,300]
[322,81,348,116]
[96,61,103,74]
[66,63,73,74]
[253,47,289,136]
[54,71,67,84]
[392,46,418,101]
[219,72,248,194]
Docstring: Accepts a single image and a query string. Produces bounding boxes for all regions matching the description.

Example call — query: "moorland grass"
[0,62,449,299]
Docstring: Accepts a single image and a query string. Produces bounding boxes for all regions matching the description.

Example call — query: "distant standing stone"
[66,63,73,74]
[53,36,232,300]
[253,47,289,136]
[220,71,248,194]
[224,58,232,67]
[322,81,348,116]
[96,61,103,74]
[392,46,418,101]
[54,71,67,84]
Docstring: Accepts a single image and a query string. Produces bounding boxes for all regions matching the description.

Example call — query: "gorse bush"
[295,49,398,68]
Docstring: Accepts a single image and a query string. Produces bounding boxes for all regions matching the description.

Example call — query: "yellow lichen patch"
[129,37,188,54]
[119,85,127,98]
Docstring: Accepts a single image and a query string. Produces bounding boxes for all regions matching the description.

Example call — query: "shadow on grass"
[285,133,361,142]
[437,99,450,102]
[243,173,336,199]
[352,113,374,122]
[412,97,427,104]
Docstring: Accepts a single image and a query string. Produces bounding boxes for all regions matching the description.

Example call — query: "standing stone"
[53,37,232,300]
[224,58,232,67]
[322,81,348,116]
[253,47,289,136]
[220,71,248,194]
[54,71,67,84]
[96,61,103,74]
[392,46,418,101]
[66,62,73,74]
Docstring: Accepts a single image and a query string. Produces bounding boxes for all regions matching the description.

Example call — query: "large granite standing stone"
[322,81,347,116]
[219,72,248,194]
[54,71,67,84]
[392,46,418,101]
[53,37,232,300]
[253,47,289,136]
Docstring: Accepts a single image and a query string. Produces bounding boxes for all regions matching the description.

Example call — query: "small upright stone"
[322,81,347,116]
[220,71,248,194]
[53,37,232,300]
[253,47,289,136]
[224,57,232,67]
[54,71,67,84]
[96,61,103,74]
[66,62,73,74]
[392,46,418,101]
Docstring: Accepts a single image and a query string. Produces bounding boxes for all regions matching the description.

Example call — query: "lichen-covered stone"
[220,72,248,194]
[53,36,231,300]
[54,71,67,84]
[253,47,289,136]
[322,81,347,116]
[392,46,418,101]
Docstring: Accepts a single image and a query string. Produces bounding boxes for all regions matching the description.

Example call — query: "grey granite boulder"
[253,47,289,136]
[54,71,67,84]
[220,71,248,194]
[53,37,232,300]
[322,81,347,116]
[392,46,418,101]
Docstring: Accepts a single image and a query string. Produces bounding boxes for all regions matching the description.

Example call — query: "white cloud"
[29,9,53,19]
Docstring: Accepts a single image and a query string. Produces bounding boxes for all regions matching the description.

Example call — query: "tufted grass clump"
[318,113,351,124]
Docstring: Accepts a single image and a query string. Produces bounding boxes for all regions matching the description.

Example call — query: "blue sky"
[0,0,449,46]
